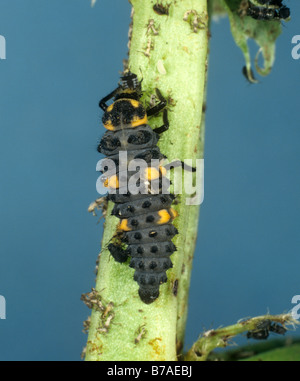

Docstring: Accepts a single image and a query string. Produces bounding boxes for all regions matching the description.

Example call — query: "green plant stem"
[85,0,208,361]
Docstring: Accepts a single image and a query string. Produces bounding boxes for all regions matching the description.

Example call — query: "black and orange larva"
[246,319,286,340]
[97,71,178,304]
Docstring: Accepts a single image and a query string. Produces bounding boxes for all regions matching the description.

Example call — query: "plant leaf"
[219,0,282,82]
[242,343,300,361]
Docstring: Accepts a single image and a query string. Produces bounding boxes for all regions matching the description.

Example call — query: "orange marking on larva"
[105,175,119,189]
[129,99,140,108]
[145,167,160,181]
[119,219,131,232]
[159,166,167,177]
[103,120,115,131]
[106,104,114,112]
[157,209,171,225]
[131,114,148,128]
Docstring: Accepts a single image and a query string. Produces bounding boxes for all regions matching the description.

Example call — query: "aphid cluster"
[247,0,290,21]
[81,289,115,333]
[96,72,178,304]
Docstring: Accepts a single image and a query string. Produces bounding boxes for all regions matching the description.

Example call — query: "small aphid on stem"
[88,197,108,217]
[183,10,207,33]
[143,37,154,57]
[99,313,115,333]
[81,288,105,311]
[102,302,114,318]
[135,325,147,344]
[82,316,91,334]
[80,346,86,359]
[147,19,159,36]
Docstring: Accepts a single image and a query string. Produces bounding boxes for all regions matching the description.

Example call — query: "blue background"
[0,0,299,360]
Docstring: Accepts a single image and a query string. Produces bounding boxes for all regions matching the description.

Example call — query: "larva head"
[114,71,142,103]
[120,71,141,91]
